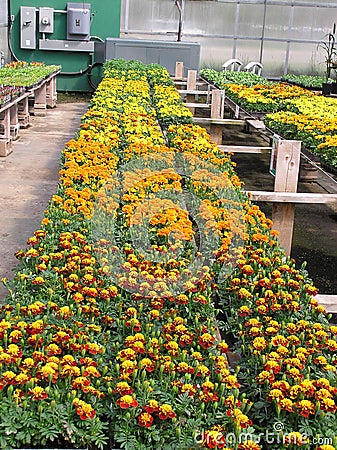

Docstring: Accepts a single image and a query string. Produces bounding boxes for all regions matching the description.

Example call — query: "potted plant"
[318,24,337,95]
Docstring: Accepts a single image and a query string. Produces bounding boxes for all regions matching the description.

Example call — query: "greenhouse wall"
[120,0,337,78]
[0,0,9,65]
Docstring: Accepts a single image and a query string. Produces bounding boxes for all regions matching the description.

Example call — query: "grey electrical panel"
[20,6,36,49]
[39,7,54,34]
[67,3,91,41]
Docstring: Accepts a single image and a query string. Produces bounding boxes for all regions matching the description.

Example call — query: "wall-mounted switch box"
[67,3,91,41]
[20,6,36,49]
[39,7,54,34]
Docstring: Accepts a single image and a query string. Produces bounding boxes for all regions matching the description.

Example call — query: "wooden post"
[210,90,224,145]
[175,61,184,79]
[186,70,197,114]
[272,140,301,255]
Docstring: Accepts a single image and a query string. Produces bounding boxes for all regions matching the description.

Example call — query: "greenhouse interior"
[0,0,337,449]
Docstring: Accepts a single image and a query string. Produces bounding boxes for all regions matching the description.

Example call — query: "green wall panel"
[10,0,121,91]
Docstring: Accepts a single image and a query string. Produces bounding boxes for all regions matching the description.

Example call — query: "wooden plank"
[219,145,272,154]
[211,90,224,119]
[274,140,301,193]
[247,191,337,205]
[186,71,197,114]
[174,80,206,86]
[272,140,301,256]
[187,70,197,91]
[315,295,337,313]
[175,61,184,79]
[272,202,295,256]
[178,89,211,95]
[194,118,245,126]
[185,103,210,109]
[246,119,265,130]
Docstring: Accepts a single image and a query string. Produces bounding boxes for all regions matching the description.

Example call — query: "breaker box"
[20,6,36,49]
[67,3,91,41]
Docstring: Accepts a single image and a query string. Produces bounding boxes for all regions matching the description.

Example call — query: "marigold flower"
[295,399,315,418]
[114,381,133,396]
[116,394,138,409]
[28,386,48,400]
[32,276,45,285]
[72,376,91,389]
[283,431,308,446]
[73,398,96,420]
[203,429,226,448]
[198,333,215,349]
[144,399,159,413]
[158,403,176,419]
[138,412,154,428]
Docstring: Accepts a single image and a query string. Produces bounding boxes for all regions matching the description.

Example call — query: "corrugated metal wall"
[120,0,337,77]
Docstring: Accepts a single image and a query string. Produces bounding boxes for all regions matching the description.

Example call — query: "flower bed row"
[200,68,337,168]
[0,61,61,89]
[281,74,330,90]
[0,59,336,450]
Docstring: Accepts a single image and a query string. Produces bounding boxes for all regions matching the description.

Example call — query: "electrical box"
[67,3,91,41]
[39,7,54,34]
[20,6,36,49]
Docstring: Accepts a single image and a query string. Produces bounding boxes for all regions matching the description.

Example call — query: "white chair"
[222,58,243,72]
[243,61,263,76]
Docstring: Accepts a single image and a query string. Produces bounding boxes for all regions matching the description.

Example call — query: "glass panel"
[120,0,126,31]
[121,0,337,78]
[0,27,9,63]
[235,40,262,66]
[198,37,235,70]
[291,6,336,41]
[0,0,7,24]
[264,5,291,39]
[260,41,288,77]
[128,0,177,33]
[237,4,265,38]
[288,42,327,76]
[184,2,236,36]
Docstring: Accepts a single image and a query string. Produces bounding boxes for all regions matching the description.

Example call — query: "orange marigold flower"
[72,376,91,389]
[73,398,96,420]
[295,399,315,418]
[32,276,45,285]
[138,412,154,428]
[45,343,62,356]
[283,431,308,446]
[198,333,215,349]
[28,386,48,400]
[158,403,176,420]
[114,381,133,396]
[203,429,226,448]
[144,399,159,413]
[116,394,138,409]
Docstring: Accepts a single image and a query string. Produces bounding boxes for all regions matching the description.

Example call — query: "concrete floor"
[0,101,88,300]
